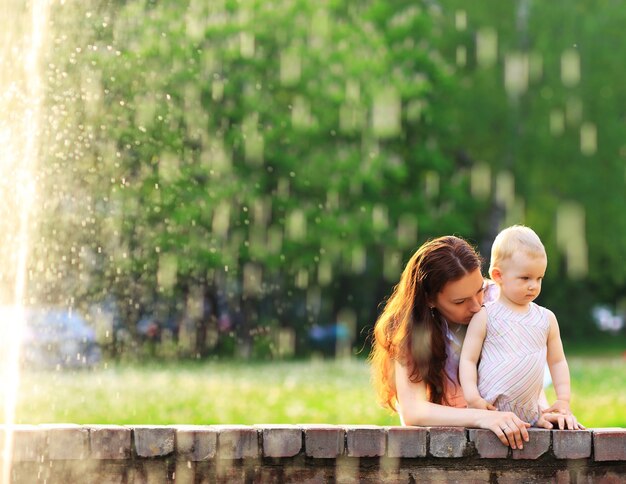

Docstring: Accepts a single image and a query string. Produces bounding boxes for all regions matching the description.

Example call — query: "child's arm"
[544,310,571,414]
[537,310,585,430]
[459,308,494,410]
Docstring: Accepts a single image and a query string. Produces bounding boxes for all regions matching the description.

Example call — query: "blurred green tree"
[35,0,481,357]
[32,0,626,358]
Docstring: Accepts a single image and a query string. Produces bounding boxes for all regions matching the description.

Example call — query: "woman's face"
[432,268,485,325]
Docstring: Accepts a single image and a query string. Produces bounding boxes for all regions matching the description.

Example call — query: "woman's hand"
[476,410,531,449]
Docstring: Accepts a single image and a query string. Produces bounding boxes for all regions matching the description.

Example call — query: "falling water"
[0,0,51,481]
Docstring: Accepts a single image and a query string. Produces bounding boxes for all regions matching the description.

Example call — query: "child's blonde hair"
[489,225,546,278]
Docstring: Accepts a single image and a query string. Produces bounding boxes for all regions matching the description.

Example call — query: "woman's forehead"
[441,269,483,299]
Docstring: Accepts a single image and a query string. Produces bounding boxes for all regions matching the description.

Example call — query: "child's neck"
[497,294,531,313]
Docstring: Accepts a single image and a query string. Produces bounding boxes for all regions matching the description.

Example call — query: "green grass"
[546,356,626,428]
[7,356,625,427]
[11,359,398,426]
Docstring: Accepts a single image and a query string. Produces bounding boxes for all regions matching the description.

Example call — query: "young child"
[459,225,572,426]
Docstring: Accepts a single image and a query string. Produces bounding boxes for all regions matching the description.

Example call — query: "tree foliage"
[31,0,626,357]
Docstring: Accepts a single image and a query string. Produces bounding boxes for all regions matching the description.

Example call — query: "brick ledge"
[1,425,625,462]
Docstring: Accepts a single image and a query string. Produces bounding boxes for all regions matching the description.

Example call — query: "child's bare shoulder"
[469,306,488,325]
[535,303,558,325]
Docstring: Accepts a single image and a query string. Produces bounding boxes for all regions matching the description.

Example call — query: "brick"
[132,425,175,457]
[175,460,196,483]
[495,470,536,483]
[379,466,417,483]
[11,462,47,484]
[429,427,467,458]
[386,426,427,458]
[0,425,46,462]
[511,428,550,460]
[215,460,247,483]
[555,469,571,484]
[593,428,626,462]
[379,455,400,474]
[575,469,626,484]
[284,466,332,483]
[258,466,284,482]
[88,425,131,460]
[49,461,123,484]
[46,460,99,482]
[468,429,509,459]
[176,425,218,461]
[553,430,591,459]
[80,462,127,484]
[135,460,170,483]
[335,455,359,482]
[409,469,491,482]
[345,425,385,457]
[300,424,344,458]
[98,476,125,484]
[193,463,213,484]
[255,425,301,458]
[215,425,258,459]
[41,424,89,460]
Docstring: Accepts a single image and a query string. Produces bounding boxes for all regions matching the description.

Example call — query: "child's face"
[494,251,547,307]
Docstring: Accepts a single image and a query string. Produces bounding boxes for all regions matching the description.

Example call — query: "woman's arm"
[395,361,530,449]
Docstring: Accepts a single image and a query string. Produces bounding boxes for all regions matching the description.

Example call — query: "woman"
[369,236,579,449]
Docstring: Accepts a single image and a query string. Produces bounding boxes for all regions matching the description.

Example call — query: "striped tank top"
[477,300,550,425]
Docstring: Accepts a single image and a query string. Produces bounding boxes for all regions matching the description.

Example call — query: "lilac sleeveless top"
[477,300,550,425]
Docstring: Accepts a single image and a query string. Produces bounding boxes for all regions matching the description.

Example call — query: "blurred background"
[1,0,624,426]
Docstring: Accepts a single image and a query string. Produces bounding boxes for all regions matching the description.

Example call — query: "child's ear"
[490,267,503,283]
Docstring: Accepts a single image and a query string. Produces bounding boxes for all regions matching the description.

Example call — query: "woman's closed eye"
[453,286,485,305]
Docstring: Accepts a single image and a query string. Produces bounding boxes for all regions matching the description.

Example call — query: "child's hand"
[538,400,584,430]
[542,399,570,415]
[467,397,496,411]
[537,411,584,430]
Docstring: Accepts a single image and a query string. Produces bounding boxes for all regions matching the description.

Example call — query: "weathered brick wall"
[2,424,625,482]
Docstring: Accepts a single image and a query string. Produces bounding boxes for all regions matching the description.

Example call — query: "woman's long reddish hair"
[369,236,482,410]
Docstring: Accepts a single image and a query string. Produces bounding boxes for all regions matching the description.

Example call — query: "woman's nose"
[469,297,481,313]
